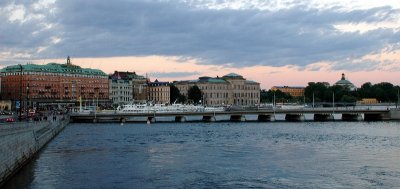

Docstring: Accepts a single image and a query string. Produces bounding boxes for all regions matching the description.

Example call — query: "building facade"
[271,86,305,97]
[109,71,133,105]
[0,57,109,109]
[148,79,170,104]
[108,71,148,105]
[175,73,260,106]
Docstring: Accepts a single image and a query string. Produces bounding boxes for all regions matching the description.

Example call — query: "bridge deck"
[71,108,389,118]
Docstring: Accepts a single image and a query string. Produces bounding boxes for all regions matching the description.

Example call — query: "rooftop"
[335,73,355,85]
[110,71,146,80]
[273,86,305,89]
[1,62,106,76]
[223,73,244,79]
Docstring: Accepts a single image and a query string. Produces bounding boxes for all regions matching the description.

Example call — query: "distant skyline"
[1,0,399,89]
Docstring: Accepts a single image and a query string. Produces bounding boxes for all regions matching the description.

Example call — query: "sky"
[0,0,399,89]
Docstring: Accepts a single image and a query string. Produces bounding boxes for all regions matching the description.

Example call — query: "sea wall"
[390,109,400,120]
[0,117,69,186]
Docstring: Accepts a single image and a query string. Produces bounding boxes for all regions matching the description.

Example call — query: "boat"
[116,103,225,113]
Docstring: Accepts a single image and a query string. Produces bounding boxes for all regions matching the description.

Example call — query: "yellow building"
[358,98,378,104]
[175,73,260,106]
[148,79,170,104]
[271,86,305,97]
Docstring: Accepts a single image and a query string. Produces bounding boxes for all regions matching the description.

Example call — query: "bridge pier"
[364,113,390,121]
[342,114,362,121]
[257,114,275,122]
[230,115,246,122]
[285,114,305,122]
[390,109,400,120]
[120,117,126,123]
[314,114,334,121]
[147,117,156,123]
[175,116,187,122]
[202,115,216,122]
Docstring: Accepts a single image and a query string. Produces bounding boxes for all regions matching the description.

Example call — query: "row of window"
[1,72,107,79]
[234,93,260,98]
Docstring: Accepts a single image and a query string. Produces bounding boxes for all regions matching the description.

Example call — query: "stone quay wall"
[0,117,69,186]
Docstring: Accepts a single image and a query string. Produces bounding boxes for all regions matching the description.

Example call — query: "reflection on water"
[4,122,400,188]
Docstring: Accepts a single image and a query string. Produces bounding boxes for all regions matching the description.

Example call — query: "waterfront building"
[175,73,260,106]
[334,73,357,91]
[0,57,109,109]
[358,98,378,104]
[109,71,133,105]
[271,86,305,97]
[132,75,148,102]
[148,79,170,104]
[109,71,147,105]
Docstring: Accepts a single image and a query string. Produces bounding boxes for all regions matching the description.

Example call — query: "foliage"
[304,82,399,103]
[188,85,202,104]
[170,85,181,103]
[170,84,186,104]
[261,81,400,105]
[260,89,293,103]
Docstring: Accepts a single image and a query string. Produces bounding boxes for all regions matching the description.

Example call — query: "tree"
[259,89,293,104]
[304,82,328,103]
[188,85,202,104]
[177,95,187,104]
[260,89,269,103]
[170,85,181,104]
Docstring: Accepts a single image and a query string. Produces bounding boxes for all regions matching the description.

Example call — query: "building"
[0,57,109,110]
[175,73,260,106]
[109,71,147,105]
[148,79,170,104]
[131,74,148,101]
[109,71,133,105]
[176,76,231,105]
[334,73,357,91]
[271,86,305,97]
[358,98,378,104]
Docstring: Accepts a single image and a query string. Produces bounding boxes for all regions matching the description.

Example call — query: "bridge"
[70,108,400,123]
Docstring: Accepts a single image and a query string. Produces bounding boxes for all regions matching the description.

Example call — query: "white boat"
[116,103,225,113]
[116,104,153,113]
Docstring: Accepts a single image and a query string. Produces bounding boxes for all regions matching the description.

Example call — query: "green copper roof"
[0,63,107,76]
[335,73,355,86]
[245,80,259,84]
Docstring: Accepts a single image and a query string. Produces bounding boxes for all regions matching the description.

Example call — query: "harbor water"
[4,121,400,188]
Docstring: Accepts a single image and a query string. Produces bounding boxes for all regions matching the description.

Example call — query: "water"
[4,122,400,188]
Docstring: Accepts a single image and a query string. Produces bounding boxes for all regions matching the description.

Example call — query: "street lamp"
[312,92,315,108]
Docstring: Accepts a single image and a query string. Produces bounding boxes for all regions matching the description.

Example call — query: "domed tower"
[334,73,357,91]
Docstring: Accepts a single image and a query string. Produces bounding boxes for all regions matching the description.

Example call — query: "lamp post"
[397,88,399,109]
[26,84,29,121]
[18,64,23,121]
[312,92,315,108]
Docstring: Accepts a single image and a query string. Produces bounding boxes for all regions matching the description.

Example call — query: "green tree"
[259,89,293,104]
[260,89,269,103]
[170,85,181,104]
[304,82,328,103]
[177,95,187,104]
[188,85,202,104]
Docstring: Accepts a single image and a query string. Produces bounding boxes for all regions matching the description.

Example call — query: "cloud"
[0,0,399,72]
[149,71,201,78]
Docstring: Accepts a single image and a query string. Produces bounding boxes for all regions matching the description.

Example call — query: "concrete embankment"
[0,117,69,186]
